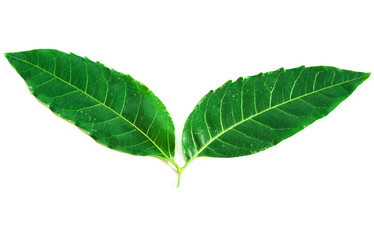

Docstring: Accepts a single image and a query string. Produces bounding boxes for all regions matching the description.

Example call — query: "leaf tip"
[4,52,11,59]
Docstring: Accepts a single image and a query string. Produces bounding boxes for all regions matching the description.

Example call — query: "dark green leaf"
[182,66,370,164]
[6,49,177,167]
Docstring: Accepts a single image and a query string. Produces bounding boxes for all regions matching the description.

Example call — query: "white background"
[0,0,373,239]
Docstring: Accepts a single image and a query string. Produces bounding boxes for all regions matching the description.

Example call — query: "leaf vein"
[189,74,365,161]
[9,55,173,162]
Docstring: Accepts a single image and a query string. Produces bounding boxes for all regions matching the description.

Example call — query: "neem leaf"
[182,66,370,164]
[5,49,178,168]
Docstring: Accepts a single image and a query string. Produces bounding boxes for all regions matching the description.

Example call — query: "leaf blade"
[182,66,370,163]
[6,49,176,163]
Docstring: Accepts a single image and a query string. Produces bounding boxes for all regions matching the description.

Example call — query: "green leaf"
[5,49,178,168]
[182,66,370,165]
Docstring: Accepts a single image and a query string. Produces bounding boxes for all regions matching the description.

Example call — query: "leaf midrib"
[9,55,174,163]
[186,74,368,164]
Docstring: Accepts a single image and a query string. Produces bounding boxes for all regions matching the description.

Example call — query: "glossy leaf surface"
[182,66,370,163]
[6,49,176,164]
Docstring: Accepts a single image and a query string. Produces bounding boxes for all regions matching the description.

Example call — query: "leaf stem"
[180,158,193,172]
[165,158,184,187]
[168,158,180,171]
[177,167,183,188]
[176,159,196,187]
